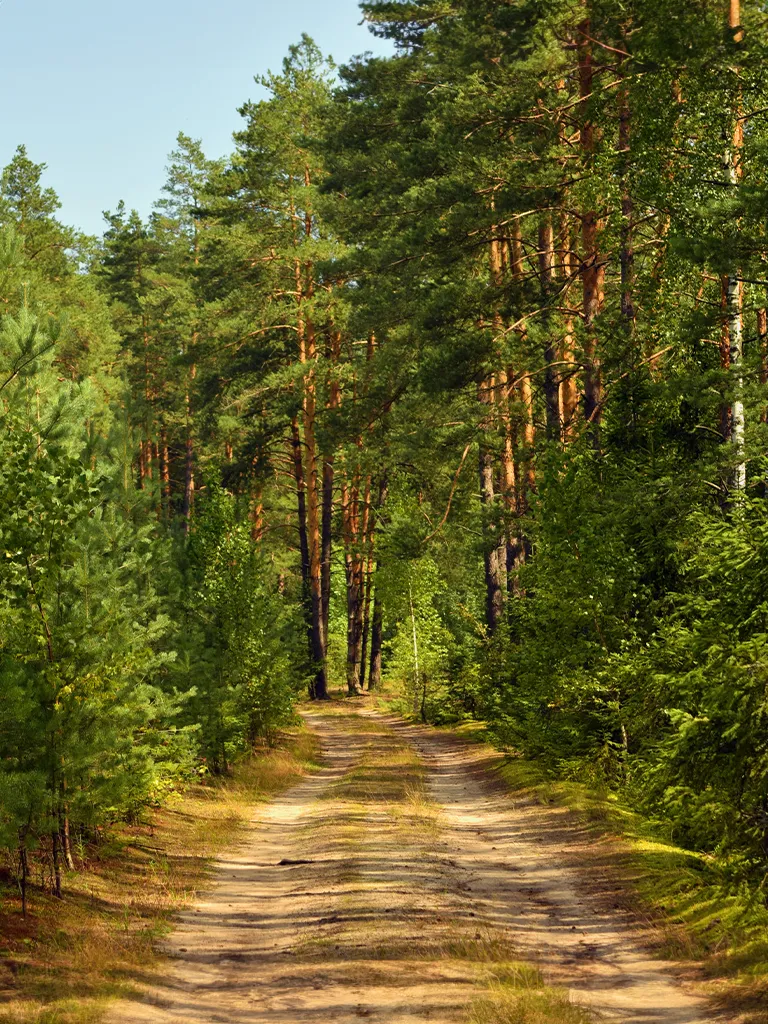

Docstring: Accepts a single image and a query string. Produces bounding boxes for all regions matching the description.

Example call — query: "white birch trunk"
[726,0,746,491]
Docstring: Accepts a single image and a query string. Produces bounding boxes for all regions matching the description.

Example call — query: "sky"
[0,1,391,236]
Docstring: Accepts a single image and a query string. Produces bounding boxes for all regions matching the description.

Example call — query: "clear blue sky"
[0,1,390,236]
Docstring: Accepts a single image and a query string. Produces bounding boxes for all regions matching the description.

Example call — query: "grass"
[332,743,428,804]
[468,957,595,1023]
[0,726,320,1024]
[469,984,595,1024]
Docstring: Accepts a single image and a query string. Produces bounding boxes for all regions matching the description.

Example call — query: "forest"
[2,0,768,913]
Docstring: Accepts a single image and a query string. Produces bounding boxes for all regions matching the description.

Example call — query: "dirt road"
[107,705,718,1024]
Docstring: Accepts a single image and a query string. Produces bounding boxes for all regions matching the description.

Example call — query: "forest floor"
[101,702,729,1024]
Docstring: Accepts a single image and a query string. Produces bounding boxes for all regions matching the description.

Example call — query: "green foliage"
[319,0,768,884]
[631,497,768,863]
[0,301,193,859]
[174,487,303,767]
[380,552,453,719]
[0,143,306,885]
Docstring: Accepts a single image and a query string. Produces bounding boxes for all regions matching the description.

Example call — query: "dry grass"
[301,697,386,731]
[468,959,594,1024]
[393,783,442,842]
[442,930,521,966]
[328,733,429,805]
[469,984,595,1024]
[0,727,320,1024]
[332,730,442,844]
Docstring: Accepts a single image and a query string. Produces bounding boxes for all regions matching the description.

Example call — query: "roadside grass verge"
[0,727,320,1024]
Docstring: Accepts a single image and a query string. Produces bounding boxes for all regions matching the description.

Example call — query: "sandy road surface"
[107,706,719,1024]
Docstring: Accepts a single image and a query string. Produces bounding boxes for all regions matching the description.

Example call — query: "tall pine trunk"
[354,481,372,686]
[342,468,369,695]
[182,365,196,536]
[290,415,315,694]
[498,367,525,596]
[160,426,171,518]
[578,19,606,435]
[321,457,334,638]
[18,842,28,918]
[182,430,195,533]
[367,477,388,690]
[369,587,384,691]
[558,213,580,439]
[52,830,62,900]
[539,217,560,438]
[302,325,328,699]
[343,335,378,692]
[60,778,75,872]
[359,554,374,691]
[479,376,504,633]
[321,328,341,640]
[291,165,328,699]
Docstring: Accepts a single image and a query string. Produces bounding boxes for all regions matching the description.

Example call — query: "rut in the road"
[107,706,718,1024]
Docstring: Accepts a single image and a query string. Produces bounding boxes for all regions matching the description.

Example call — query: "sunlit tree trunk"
[539,217,560,438]
[558,216,579,441]
[250,486,264,542]
[578,18,606,435]
[479,375,504,632]
[160,426,171,518]
[321,327,342,640]
[60,778,75,872]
